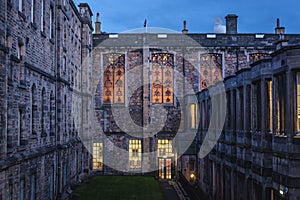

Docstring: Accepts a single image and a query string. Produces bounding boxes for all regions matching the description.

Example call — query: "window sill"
[7,148,14,154]
[18,11,26,20]
[41,31,47,38]
[0,44,9,54]
[31,22,37,30]
[41,132,47,138]
[30,134,38,140]
[49,38,54,44]
[18,81,27,90]
[10,55,20,63]
[17,146,26,152]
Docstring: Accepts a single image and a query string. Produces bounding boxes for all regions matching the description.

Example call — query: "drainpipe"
[54,1,60,198]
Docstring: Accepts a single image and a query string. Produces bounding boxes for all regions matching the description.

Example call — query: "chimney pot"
[95,13,101,34]
[275,18,285,34]
[182,20,188,34]
[225,14,238,34]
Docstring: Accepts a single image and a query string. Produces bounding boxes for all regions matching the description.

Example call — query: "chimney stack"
[95,13,101,34]
[275,18,285,34]
[225,14,238,34]
[182,20,188,34]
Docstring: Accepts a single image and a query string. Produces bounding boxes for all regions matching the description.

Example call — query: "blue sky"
[79,0,300,34]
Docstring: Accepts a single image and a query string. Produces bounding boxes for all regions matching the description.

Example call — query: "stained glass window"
[200,54,222,90]
[152,53,174,104]
[103,54,125,104]
[129,140,142,170]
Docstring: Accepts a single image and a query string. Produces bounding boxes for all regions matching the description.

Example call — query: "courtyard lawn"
[72,176,163,200]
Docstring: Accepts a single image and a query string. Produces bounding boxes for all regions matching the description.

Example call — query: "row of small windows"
[93,140,173,171]
[18,0,54,38]
[199,72,300,136]
[8,170,55,200]
[15,85,55,147]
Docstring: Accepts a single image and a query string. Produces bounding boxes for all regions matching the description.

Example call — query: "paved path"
[160,180,181,200]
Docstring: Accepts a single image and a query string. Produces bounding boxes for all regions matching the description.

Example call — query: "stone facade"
[198,44,300,199]
[0,0,93,199]
[92,15,300,199]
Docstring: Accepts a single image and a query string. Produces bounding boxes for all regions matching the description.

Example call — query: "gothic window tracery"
[152,53,174,104]
[103,54,125,104]
[200,54,222,90]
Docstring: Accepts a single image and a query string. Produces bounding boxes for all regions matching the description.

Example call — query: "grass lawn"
[72,176,163,200]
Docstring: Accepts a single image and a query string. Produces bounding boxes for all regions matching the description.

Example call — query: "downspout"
[54,2,60,198]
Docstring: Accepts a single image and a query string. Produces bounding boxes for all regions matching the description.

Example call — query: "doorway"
[158,158,172,179]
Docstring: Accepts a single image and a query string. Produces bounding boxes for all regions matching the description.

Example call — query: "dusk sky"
[78,0,300,34]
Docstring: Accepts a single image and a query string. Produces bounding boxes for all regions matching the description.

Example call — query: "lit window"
[249,53,268,64]
[103,54,125,104]
[158,139,172,157]
[93,143,103,170]
[200,54,222,90]
[152,53,174,104]
[267,81,273,132]
[129,140,142,170]
[190,103,198,129]
[275,75,285,135]
[297,73,300,135]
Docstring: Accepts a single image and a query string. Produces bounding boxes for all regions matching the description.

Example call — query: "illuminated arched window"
[103,54,125,104]
[200,53,222,90]
[152,53,174,104]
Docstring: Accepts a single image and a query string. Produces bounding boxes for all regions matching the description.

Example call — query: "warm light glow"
[268,81,273,132]
[152,53,174,104]
[158,139,173,157]
[93,143,103,170]
[200,54,222,90]
[103,54,125,104]
[190,103,198,129]
[158,158,172,179]
[297,73,300,133]
[129,140,142,170]
[190,173,195,179]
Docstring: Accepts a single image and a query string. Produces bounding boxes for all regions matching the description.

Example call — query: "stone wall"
[0,1,94,199]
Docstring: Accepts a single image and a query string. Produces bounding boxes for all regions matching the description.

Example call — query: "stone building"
[1,0,300,199]
[92,13,300,200]
[0,0,93,199]
[197,44,300,200]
